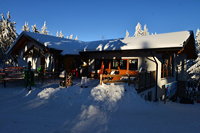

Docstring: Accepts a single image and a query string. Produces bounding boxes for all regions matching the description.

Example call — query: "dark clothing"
[25,61,34,90]
[24,69,34,89]
[81,66,88,77]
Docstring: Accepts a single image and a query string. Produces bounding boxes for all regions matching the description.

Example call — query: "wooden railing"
[136,71,156,93]
[100,71,156,93]
[0,67,59,87]
[0,67,25,87]
[100,73,138,85]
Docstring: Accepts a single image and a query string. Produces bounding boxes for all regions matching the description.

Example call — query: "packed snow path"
[0,79,200,133]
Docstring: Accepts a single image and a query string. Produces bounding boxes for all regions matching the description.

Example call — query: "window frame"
[161,55,174,78]
[129,59,138,71]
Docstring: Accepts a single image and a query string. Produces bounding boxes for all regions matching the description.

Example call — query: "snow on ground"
[0,79,200,133]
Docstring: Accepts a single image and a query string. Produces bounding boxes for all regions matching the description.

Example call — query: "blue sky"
[1,0,200,41]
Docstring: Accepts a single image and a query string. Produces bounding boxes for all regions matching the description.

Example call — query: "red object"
[99,63,104,74]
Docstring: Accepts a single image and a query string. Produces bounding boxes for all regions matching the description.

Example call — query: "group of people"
[59,61,89,88]
[24,61,89,90]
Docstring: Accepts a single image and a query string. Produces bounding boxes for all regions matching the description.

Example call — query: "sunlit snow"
[0,79,200,133]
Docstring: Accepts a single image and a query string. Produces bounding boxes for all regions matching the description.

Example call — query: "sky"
[1,0,200,41]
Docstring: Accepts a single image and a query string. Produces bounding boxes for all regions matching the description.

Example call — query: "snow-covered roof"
[84,31,192,52]
[9,31,86,55]
[8,30,193,56]
[24,32,86,55]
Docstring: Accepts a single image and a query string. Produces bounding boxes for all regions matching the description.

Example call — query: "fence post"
[100,74,103,85]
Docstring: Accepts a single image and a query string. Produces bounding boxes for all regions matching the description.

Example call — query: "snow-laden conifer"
[32,24,39,33]
[56,31,59,37]
[125,30,129,38]
[74,35,78,40]
[143,24,149,36]
[41,21,48,35]
[69,34,73,39]
[133,23,150,37]
[59,31,64,38]
[22,22,30,31]
[0,11,17,53]
[134,22,143,37]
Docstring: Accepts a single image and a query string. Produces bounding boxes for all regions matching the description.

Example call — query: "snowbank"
[0,80,200,133]
[91,83,125,105]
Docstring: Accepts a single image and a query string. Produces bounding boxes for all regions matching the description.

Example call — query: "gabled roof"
[83,30,197,59]
[7,30,197,59]
[84,31,192,51]
[7,31,86,55]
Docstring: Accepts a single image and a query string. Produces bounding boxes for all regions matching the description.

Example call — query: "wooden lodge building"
[80,31,197,100]
[6,31,197,101]
[6,31,84,72]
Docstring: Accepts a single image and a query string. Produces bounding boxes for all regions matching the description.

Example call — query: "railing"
[136,71,156,93]
[100,74,138,85]
[0,67,25,87]
[100,71,156,93]
[0,67,59,87]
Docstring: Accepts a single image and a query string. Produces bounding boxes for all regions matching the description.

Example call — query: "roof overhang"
[80,31,197,59]
[7,32,63,56]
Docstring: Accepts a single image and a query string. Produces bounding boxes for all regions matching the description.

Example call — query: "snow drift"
[0,80,200,133]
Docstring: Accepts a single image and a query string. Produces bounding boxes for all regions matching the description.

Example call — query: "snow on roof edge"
[7,30,194,56]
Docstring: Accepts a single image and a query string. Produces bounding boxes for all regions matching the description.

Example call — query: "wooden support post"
[100,74,103,85]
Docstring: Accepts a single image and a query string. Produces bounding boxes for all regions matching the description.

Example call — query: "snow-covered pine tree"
[32,24,39,33]
[0,11,17,53]
[134,22,144,37]
[69,34,73,39]
[143,24,149,36]
[56,31,59,37]
[187,29,200,84]
[22,22,30,31]
[41,21,48,35]
[74,35,78,40]
[196,29,200,43]
[59,31,64,38]
[125,30,129,38]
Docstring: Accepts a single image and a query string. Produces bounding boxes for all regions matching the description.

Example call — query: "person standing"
[80,62,88,88]
[24,61,34,90]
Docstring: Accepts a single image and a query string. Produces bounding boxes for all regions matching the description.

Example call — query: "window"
[119,60,127,70]
[111,60,119,69]
[129,59,138,70]
[161,55,173,78]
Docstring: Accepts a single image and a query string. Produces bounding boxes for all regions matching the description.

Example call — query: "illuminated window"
[111,60,119,69]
